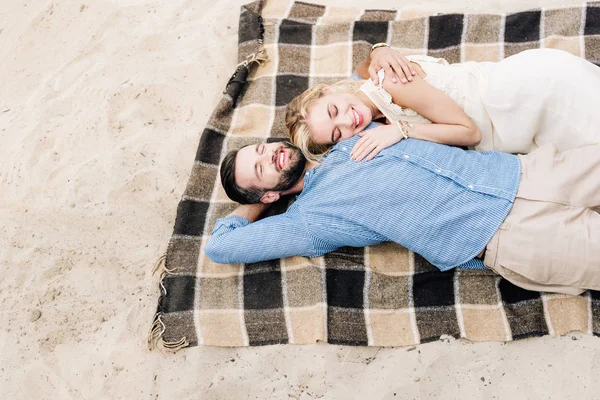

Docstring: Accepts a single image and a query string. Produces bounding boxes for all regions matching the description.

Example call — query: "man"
[205,136,600,295]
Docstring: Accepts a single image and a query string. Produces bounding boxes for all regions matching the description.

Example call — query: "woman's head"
[286,80,373,161]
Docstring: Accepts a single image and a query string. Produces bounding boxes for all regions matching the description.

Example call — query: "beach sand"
[2,0,599,398]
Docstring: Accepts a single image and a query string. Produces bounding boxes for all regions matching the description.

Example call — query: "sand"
[2,0,599,398]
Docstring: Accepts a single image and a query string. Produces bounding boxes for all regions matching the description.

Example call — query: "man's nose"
[263,148,276,164]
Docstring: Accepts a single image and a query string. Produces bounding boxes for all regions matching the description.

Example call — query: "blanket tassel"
[148,253,189,352]
[147,313,190,353]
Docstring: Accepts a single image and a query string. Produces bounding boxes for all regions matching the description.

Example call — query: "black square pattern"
[326,269,365,309]
[279,19,313,45]
[276,75,309,106]
[498,279,541,304]
[196,128,225,165]
[413,253,438,273]
[353,21,389,45]
[324,246,365,270]
[504,11,541,43]
[160,276,196,313]
[245,309,288,345]
[413,270,455,307]
[586,6,600,35]
[504,301,548,339]
[428,14,464,49]
[244,268,284,309]
[416,308,459,343]
[238,7,262,44]
[173,200,209,236]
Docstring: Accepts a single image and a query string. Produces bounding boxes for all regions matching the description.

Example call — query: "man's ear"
[260,191,281,204]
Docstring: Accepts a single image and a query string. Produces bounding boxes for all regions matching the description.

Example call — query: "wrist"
[370,42,389,54]
[395,120,413,140]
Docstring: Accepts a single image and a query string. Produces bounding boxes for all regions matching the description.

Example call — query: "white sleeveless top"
[358,54,495,151]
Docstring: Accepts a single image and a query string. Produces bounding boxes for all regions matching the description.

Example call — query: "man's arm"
[204,205,314,264]
[228,203,271,222]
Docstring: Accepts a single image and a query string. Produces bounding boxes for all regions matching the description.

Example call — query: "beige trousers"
[483,143,600,295]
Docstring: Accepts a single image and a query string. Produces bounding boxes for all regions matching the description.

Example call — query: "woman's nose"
[336,112,352,127]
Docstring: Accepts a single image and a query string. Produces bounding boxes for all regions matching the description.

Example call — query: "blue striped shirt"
[206,136,521,270]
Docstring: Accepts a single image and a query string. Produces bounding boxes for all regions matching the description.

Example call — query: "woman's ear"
[322,86,332,94]
[260,191,281,204]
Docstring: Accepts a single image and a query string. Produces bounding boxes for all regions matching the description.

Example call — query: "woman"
[286,45,600,161]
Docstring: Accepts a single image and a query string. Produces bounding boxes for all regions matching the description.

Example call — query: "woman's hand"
[351,124,404,162]
[369,47,416,85]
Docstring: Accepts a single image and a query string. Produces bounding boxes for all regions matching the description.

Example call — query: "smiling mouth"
[277,148,287,171]
[352,108,363,129]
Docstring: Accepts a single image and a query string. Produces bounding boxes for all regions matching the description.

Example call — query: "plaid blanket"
[149,0,600,350]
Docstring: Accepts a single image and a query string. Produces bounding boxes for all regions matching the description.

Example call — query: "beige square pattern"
[368,310,416,346]
[312,43,352,75]
[231,105,273,137]
[462,43,503,62]
[287,307,326,344]
[544,295,590,336]
[461,307,509,341]
[197,310,247,346]
[367,242,410,275]
[542,36,581,56]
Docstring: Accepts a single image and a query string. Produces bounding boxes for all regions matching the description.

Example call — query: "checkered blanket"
[149,0,600,350]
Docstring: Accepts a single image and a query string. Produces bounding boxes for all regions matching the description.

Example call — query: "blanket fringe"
[151,253,168,275]
[147,252,189,352]
[147,313,190,352]
[237,48,268,69]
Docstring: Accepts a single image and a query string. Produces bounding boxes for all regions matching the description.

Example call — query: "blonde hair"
[286,79,363,161]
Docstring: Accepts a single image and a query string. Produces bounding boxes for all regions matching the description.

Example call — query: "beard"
[270,142,307,192]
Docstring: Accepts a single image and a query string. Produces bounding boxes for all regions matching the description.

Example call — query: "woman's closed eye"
[327,104,338,118]
[328,105,340,143]
[333,128,341,143]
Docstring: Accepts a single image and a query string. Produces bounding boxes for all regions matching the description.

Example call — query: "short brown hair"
[219,147,264,204]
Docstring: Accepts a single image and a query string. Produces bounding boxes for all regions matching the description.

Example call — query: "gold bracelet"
[395,120,413,139]
[371,42,389,53]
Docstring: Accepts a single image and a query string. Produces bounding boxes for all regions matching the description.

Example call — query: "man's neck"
[281,160,320,196]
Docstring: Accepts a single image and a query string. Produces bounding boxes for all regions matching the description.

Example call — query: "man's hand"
[229,203,271,222]
[369,47,416,85]
[351,124,404,162]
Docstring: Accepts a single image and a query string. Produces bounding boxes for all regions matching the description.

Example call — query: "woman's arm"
[382,75,482,146]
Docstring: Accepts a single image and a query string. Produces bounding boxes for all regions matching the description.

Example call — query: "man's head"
[220,141,307,204]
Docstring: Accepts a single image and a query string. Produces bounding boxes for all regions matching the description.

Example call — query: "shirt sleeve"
[454,258,487,270]
[204,214,315,264]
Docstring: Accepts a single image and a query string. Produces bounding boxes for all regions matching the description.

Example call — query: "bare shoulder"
[381,72,427,101]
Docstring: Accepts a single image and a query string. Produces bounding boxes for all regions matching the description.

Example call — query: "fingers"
[368,66,379,85]
[351,136,368,158]
[393,59,412,83]
[389,59,408,83]
[384,66,398,84]
[399,55,417,76]
[351,137,379,162]
[365,146,382,161]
